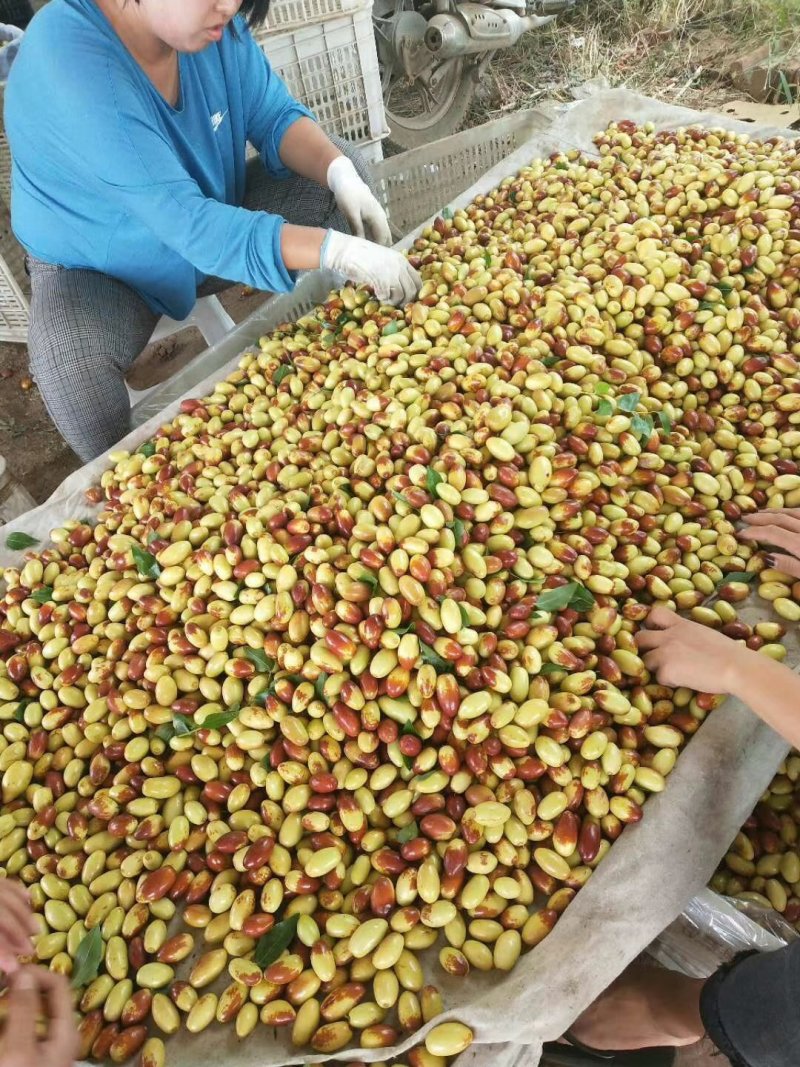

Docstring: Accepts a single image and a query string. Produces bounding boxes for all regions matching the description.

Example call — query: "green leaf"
[778,69,796,105]
[448,519,466,545]
[442,207,453,220]
[167,705,242,738]
[420,642,452,674]
[255,684,276,707]
[597,398,614,418]
[254,915,300,970]
[273,363,294,386]
[535,580,595,614]
[396,820,419,843]
[172,714,196,737]
[658,411,672,435]
[147,531,160,545]
[535,584,574,613]
[358,569,379,592]
[80,517,94,526]
[31,586,54,604]
[5,532,39,551]
[569,583,597,613]
[155,722,176,743]
[314,673,329,701]
[13,699,32,724]
[245,648,275,675]
[382,321,401,336]
[137,441,156,457]
[717,282,734,296]
[542,355,560,367]
[540,663,564,675]
[554,161,569,171]
[631,413,655,444]
[717,571,757,587]
[332,311,354,335]
[400,721,420,770]
[132,545,161,580]
[71,925,104,988]
[484,252,492,267]
[392,490,410,507]
[699,300,717,312]
[195,706,241,733]
[426,467,444,498]
[459,604,471,629]
[595,382,611,396]
[617,391,641,413]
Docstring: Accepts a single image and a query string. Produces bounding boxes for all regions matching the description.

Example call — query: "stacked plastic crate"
[254,0,388,164]
[0,85,30,344]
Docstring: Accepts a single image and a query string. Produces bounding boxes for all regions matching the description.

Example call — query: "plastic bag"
[648,888,797,979]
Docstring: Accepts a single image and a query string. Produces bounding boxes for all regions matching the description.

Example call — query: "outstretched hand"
[0,967,79,1067]
[636,605,745,695]
[739,508,800,579]
[0,881,36,975]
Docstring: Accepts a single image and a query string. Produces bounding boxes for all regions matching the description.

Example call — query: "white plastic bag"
[649,888,797,979]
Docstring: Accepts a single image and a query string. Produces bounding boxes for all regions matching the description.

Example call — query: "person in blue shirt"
[5,0,420,461]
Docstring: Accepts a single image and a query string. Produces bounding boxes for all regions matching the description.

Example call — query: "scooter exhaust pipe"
[424,4,557,59]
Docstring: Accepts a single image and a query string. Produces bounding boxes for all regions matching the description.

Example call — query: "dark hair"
[240,0,271,27]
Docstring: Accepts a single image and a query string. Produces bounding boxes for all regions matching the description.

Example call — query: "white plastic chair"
[126,294,235,406]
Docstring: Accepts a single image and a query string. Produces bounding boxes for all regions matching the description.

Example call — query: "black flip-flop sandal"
[540,1033,677,1067]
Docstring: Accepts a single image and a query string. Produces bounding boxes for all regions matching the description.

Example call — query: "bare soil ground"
[0,284,270,505]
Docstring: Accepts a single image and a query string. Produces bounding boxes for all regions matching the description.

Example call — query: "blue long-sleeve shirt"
[5,0,314,319]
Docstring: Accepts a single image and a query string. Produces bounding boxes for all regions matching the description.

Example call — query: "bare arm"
[278,117,341,187]
[726,648,800,749]
[279,224,326,271]
[638,606,800,749]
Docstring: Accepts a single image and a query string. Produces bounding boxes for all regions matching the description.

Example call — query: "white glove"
[327,156,392,246]
[320,230,421,307]
[0,24,23,82]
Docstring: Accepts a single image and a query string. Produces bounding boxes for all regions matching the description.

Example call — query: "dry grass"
[470,0,800,125]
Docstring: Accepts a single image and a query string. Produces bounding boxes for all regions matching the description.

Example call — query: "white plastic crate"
[357,136,384,164]
[0,196,28,343]
[266,0,363,32]
[372,109,551,240]
[0,253,28,343]
[0,86,29,343]
[256,0,388,153]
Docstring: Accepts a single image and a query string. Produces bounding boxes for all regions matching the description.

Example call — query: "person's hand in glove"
[327,156,392,246]
[320,230,421,306]
[0,24,23,83]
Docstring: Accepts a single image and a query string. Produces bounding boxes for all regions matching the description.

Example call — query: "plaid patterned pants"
[27,136,368,462]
